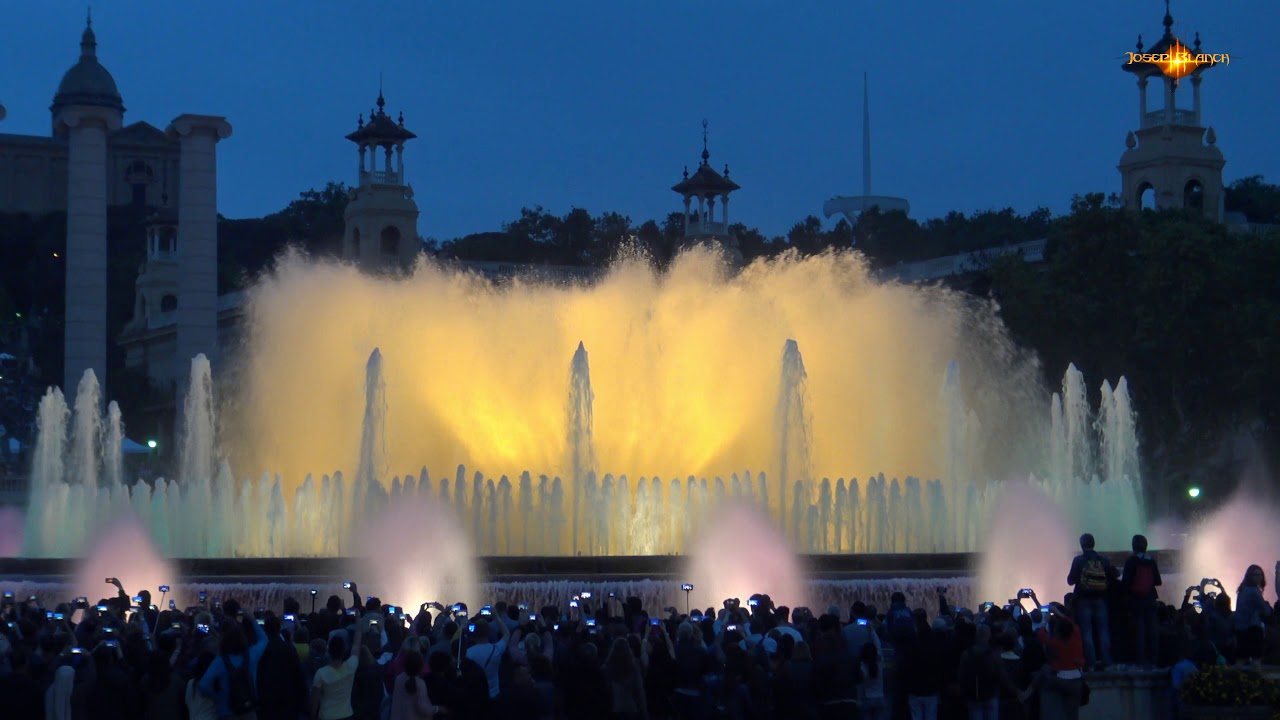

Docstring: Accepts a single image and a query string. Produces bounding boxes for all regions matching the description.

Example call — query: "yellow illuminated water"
[225,245,1049,497]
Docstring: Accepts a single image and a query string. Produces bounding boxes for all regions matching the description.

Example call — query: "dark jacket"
[256,636,307,720]
[898,629,946,696]
[1121,553,1163,601]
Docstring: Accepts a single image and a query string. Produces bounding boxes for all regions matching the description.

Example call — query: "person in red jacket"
[1022,603,1086,720]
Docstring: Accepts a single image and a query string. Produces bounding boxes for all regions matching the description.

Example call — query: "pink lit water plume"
[0,507,23,557]
[347,493,481,610]
[72,515,177,604]
[683,502,809,610]
[976,480,1075,607]
[1183,491,1280,607]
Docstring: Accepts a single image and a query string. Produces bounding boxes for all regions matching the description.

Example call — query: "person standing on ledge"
[1121,534,1162,669]
[1066,533,1117,670]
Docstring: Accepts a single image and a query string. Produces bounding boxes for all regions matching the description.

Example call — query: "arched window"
[125,160,154,208]
[160,227,177,255]
[351,227,361,257]
[160,294,178,312]
[380,226,401,257]
[1184,179,1204,212]
[1138,183,1156,211]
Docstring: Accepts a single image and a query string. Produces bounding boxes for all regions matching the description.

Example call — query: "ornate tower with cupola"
[672,120,744,267]
[1118,2,1225,221]
[343,92,420,270]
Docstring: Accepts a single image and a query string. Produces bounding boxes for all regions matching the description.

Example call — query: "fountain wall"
[18,249,1145,559]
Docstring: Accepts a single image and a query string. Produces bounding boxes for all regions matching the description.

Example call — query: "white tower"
[165,114,231,383]
[52,15,124,397]
[343,92,420,270]
[671,120,744,267]
[823,73,910,226]
[1118,3,1225,221]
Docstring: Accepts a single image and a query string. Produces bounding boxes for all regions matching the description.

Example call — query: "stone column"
[167,115,232,385]
[1137,77,1148,127]
[722,194,730,226]
[59,106,122,397]
[1191,75,1202,125]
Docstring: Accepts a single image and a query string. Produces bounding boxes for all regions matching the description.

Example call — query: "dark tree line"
[980,192,1280,512]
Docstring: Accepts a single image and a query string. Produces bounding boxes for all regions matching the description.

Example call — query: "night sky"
[3,0,1276,240]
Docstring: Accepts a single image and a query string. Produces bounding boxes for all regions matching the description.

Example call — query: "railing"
[360,169,402,185]
[688,221,730,235]
[879,239,1047,283]
[1142,108,1198,128]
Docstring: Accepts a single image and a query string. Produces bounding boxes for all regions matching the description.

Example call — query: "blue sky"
[3,1,1276,240]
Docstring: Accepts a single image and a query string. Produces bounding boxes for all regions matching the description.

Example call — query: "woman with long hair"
[388,650,438,719]
[604,636,648,720]
[1233,564,1272,668]
[858,642,886,720]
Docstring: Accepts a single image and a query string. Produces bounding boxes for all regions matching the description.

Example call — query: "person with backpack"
[197,614,269,720]
[1065,533,1117,670]
[1120,534,1162,668]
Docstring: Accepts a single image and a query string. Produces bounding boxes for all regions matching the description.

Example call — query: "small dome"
[51,24,124,114]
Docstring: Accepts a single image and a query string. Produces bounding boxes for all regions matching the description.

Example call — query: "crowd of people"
[0,532,1277,719]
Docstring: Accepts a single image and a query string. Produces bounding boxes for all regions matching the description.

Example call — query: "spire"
[701,119,710,166]
[80,6,97,60]
[1163,0,1174,37]
[862,72,871,197]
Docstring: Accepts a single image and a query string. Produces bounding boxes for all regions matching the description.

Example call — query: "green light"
[147,439,158,449]
[1188,487,1201,499]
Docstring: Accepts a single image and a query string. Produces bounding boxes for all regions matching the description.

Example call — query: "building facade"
[0,18,230,400]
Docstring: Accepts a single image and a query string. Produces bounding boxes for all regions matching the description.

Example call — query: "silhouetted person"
[1066,533,1116,669]
[1120,534,1162,668]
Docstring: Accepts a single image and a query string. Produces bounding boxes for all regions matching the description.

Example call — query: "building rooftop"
[51,21,124,115]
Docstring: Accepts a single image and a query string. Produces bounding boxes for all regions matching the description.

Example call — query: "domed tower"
[671,120,744,267]
[343,91,420,270]
[1118,2,1225,221]
[52,13,125,398]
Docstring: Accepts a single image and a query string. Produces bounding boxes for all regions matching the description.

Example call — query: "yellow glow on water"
[225,246,1047,502]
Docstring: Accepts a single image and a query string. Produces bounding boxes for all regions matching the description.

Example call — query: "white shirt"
[466,640,508,698]
[313,654,360,720]
[185,678,219,720]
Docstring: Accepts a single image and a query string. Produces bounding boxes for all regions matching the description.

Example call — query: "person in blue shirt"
[198,613,269,718]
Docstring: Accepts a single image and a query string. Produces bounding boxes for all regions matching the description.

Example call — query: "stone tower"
[52,15,124,397]
[343,92,420,270]
[127,193,180,338]
[1118,3,1225,221]
[671,120,744,267]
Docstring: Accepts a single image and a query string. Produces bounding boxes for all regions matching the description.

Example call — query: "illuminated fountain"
[19,248,1145,560]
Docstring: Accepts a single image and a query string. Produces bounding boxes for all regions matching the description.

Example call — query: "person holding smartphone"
[1021,602,1086,717]
[464,615,511,699]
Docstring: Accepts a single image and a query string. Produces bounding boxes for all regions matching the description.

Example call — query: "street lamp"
[1187,486,1201,499]
[147,439,157,449]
